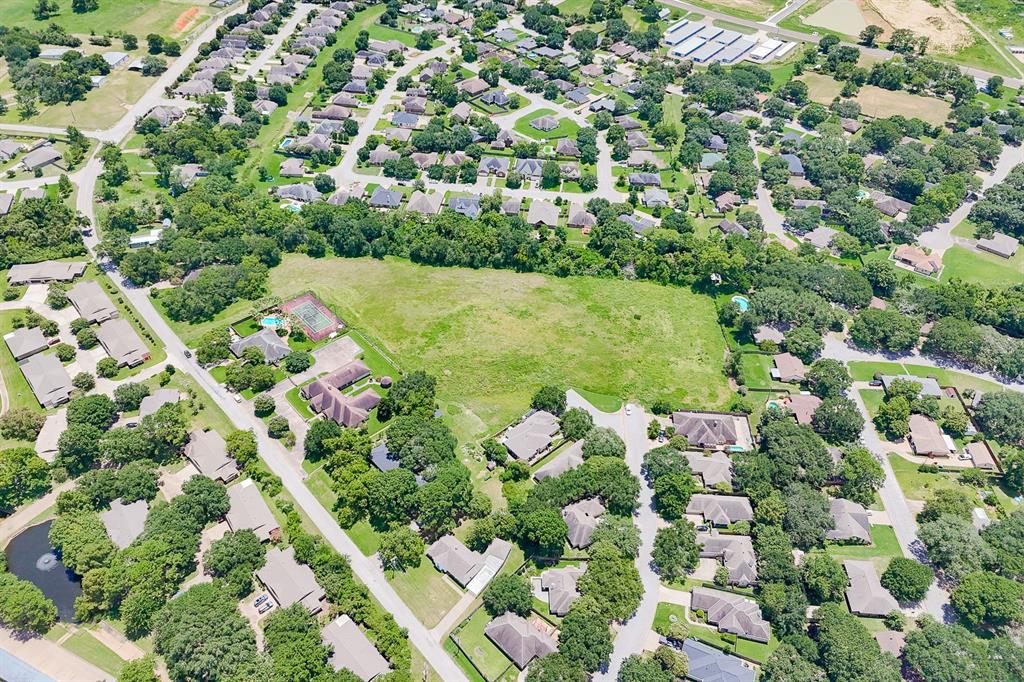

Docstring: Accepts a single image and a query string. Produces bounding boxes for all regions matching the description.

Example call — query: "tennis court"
[282,293,343,341]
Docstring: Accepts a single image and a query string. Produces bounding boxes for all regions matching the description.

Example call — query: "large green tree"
[951,571,1024,630]
[880,557,934,603]
[651,522,699,580]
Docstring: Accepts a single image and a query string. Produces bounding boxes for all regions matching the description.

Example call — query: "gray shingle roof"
[230,327,291,364]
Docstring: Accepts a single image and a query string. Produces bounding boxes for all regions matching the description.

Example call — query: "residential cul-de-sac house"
[4,326,48,361]
[230,327,291,364]
[515,158,544,178]
[782,393,821,425]
[628,172,660,187]
[530,115,558,132]
[563,498,605,548]
[503,410,559,461]
[185,429,239,483]
[68,280,118,324]
[256,546,327,613]
[670,411,752,451]
[478,156,509,176]
[686,494,753,527]
[20,350,71,408]
[643,187,670,208]
[533,440,584,481]
[481,89,511,107]
[527,200,559,227]
[690,587,770,642]
[279,158,307,177]
[567,205,596,230]
[96,319,149,367]
[683,639,755,682]
[698,533,757,587]
[227,479,281,542]
[555,138,579,157]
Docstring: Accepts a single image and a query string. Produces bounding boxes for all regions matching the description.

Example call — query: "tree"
[376,370,437,421]
[253,394,275,417]
[72,372,95,392]
[377,526,425,571]
[71,0,99,12]
[140,55,166,76]
[48,509,116,575]
[152,583,259,681]
[560,407,594,441]
[814,602,900,682]
[759,580,808,637]
[526,653,588,682]
[838,447,885,506]
[801,553,848,603]
[96,357,119,378]
[760,419,833,488]
[760,644,825,682]
[578,541,643,621]
[204,529,265,598]
[57,423,103,474]
[617,655,672,682]
[974,392,1024,445]
[367,468,419,526]
[519,506,568,553]
[874,396,910,438]
[113,382,150,412]
[33,0,60,20]
[590,515,641,558]
[918,488,973,524]
[532,385,567,415]
[652,472,696,519]
[582,427,625,459]
[859,25,883,46]
[806,359,851,398]
[783,483,833,550]
[811,396,863,443]
[651,522,699,580]
[387,416,457,470]
[482,573,532,617]
[785,325,824,362]
[0,408,45,441]
[303,418,342,462]
[66,394,118,430]
[283,351,312,374]
[951,571,1024,630]
[849,308,919,352]
[919,514,994,579]
[981,510,1024,579]
[903,617,996,682]
[117,657,159,682]
[0,572,56,634]
[880,556,933,602]
[267,415,290,439]
[557,593,610,667]
[76,326,98,349]
[55,342,76,362]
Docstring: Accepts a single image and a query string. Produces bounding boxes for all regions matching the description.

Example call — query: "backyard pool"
[280,137,294,148]
[261,316,284,328]
[731,295,750,312]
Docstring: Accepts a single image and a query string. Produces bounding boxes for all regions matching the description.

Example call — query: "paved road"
[847,387,951,622]
[764,0,812,27]
[244,4,314,79]
[564,392,658,681]
[71,56,469,682]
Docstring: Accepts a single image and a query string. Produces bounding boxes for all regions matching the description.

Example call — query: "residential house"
[515,158,544,178]
[683,639,755,682]
[0,192,12,217]
[101,499,148,549]
[686,494,753,527]
[893,244,942,276]
[20,146,62,172]
[527,200,560,227]
[3,327,48,361]
[425,535,510,589]
[642,187,670,208]
[406,190,443,215]
[782,393,821,426]
[458,77,489,96]
[312,105,352,121]
[391,111,420,129]
[563,498,605,549]
[698,533,757,587]
[977,232,1019,259]
[227,479,281,542]
[484,614,558,669]
[537,566,584,616]
[828,498,872,544]
[68,281,118,323]
[880,374,942,398]
[368,187,403,209]
[321,615,390,681]
[96,319,149,367]
[448,195,481,219]
[533,440,584,481]
[253,99,279,116]
[501,197,522,216]
[279,158,306,177]
[8,261,86,285]
[771,352,805,383]
[690,587,770,642]
[567,204,596,230]
[716,219,748,237]
[481,89,511,107]
[477,156,509,176]
[185,429,240,483]
[449,101,472,122]
[368,145,401,165]
[555,137,580,157]
[277,183,322,203]
[530,115,558,132]
[257,546,327,613]
[753,325,784,344]
[844,559,898,617]
[138,389,180,419]
[966,441,997,471]
[503,410,559,461]
[145,105,184,128]
[685,451,733,488]
[230,327,290,364]
[20,352,72,408]
[715,191,742,213]
[908,414,952,457]
[628,172,660,187]
[0,139,25,161]
[627,150,664,169]
[301,360,378,427]
[780,153,804,176]
[670,411,751,450]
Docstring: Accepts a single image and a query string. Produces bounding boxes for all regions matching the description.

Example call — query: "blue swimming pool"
[261,316,284,327]
[731,295,750,312]
[280,137,294,148]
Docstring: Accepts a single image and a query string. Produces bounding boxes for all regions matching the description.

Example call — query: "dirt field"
[805,0,868,35]
[856,85,952,126]
[865,0,973,53]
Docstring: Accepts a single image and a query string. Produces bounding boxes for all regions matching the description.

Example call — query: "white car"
[625,405,632,416]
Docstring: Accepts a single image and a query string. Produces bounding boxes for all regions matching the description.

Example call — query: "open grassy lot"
[0,70,152,129]
[513,108,580,142]
[684,0,785,21]
[848,361,1004,394]
[797,73,845,104]
[888,453,1015,514]
[941,244,1024,287]
[388,559,463,629]
[0,0,211,37]
[61,628,126,677]
[855,85,951,127]
[859,388,884,418]
[247,255,730,443]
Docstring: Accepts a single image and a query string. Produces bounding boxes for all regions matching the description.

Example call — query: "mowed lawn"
[855,85,951,127]
[0,0,210,37]
[941,244,1024,288]
[264,255,731,442]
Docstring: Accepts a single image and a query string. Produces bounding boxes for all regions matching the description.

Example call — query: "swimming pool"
[730,295,750,312]
[283,203,302,213]
[261,316,284,327]
[280,137,294,148]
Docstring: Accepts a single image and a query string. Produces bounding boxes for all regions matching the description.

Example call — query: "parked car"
[254,594,268,607]
[183,349,192,358]
[258,601,274,614]
[868,379,882,387]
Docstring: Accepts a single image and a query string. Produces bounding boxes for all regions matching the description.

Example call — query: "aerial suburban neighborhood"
[0,0,1023,681]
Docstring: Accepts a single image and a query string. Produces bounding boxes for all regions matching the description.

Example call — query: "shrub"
[253,394,275,416]
[72,372,95,392]
[55,343,76,362]
[267,416,290,439]
[96,358,119,378]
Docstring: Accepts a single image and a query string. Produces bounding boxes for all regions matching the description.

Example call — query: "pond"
[4,520,82,622]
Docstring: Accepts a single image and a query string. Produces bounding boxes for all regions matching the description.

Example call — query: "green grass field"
[388,559,463,629]
[451,608,518,681]
[246,256,731,443]
[61,629,126,677]
[941,244,1024,288]
[0,0,210,37]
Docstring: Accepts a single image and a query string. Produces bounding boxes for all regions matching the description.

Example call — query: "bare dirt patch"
[863,0,973,53]
[173,6,200,34]
[805,0,868,35]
